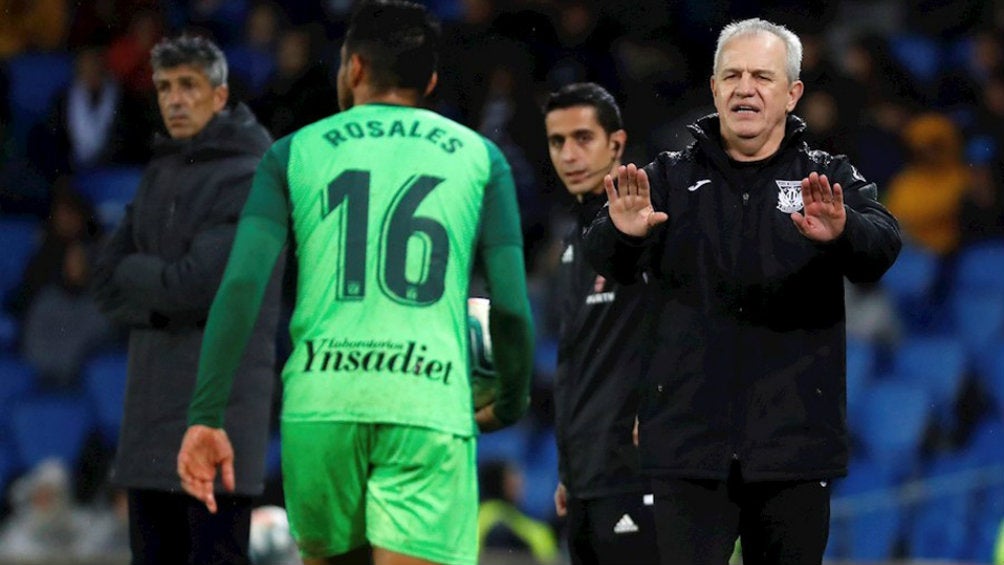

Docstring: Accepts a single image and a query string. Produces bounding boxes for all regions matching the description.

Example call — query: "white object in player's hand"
[468,297,497,410]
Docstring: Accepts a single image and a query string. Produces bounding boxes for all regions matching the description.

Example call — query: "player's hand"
[791,172,846,242]
[554,482,568,517]
[604,164,668,237]
[475,403,505,433]
[633,416,639,447]
[177,425,235,514]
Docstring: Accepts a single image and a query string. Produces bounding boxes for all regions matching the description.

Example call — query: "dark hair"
[544,82,623,134]
[344,0,441,94]
[150,35,228,86]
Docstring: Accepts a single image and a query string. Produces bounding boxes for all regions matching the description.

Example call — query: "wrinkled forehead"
[716,32,788,76]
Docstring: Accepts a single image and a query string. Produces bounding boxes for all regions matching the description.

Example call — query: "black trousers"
[567,491,660,565]
[127,488,253,565]
[650,464,830,565]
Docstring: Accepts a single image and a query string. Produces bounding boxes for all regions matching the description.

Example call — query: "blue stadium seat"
[518,428,559,522]
[888,33,942,84]
[831,457,902,560]
[906,454,973,560]
[880,243,940,331]
[82,352,128,445]
[961,419,1004,561]
[0,311,17,354]
[978,347,1004,423]
[9,394,94,471]
[889,335,966,428]
[73,166,144,230]
[224,45,275,97]
[477,422,529,464]
[855,381,930,481]
[950,289,1004,377]
[953,239,1004,292]
[0,356,34,447]
[0,216,41,304]
[5,51,74,146]
[845,338,876,421]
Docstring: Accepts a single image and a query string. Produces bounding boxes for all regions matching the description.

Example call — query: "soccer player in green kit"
[176,2,535,565]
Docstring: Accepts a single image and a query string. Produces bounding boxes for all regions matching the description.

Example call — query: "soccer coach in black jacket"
[92,36,280,565]
[584,19,901,565]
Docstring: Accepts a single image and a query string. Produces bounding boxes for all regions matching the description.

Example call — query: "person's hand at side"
[633,415,639,447]
[792,172,846,242]
[554,482,568,517]
[177,425,235,514]
[475,403,504,433]
[604,164,668,237]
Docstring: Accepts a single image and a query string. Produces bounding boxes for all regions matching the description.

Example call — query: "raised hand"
[177,425,235,514]
[604,164,668,237]
[791,172,846,242]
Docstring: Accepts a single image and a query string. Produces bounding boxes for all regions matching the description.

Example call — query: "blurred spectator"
[843,34,926,109]
[0,0,70,58]
[184,0,250,46]
[543,0,622,95]
[478,461,559,565]
[473,41,551,270]
[935,29,1004,110]
[225,1,283,99]
[886,113,971,256]
[106,9,163,96]
[34,46,149,176]
[844,281,902,347]
[959,145,1004,244]
[251,26,338,138]
[75,486,129,558]
[22,239,113,389]
[6,181,103,319]
[0,458,90,559]
[9,182,111,388]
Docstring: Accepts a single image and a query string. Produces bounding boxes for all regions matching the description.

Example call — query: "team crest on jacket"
[775,180,804,213]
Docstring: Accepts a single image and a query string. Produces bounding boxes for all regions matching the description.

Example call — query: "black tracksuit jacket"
[555,193,650,499]
[583,114,901,481]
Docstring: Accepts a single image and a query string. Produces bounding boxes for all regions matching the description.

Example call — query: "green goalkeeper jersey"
[188,103,534,438]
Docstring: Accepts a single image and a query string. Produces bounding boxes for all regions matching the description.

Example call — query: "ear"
[348,53,365,89]
[212,84,229,113]
[786,79,804,113]
[610,129,627,159]
[424,71,438,98]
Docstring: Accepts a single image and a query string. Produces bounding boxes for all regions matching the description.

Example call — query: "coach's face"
[155,64,228,139]
[711,32,803,160]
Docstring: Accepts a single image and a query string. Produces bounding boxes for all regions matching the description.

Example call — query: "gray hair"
[150,35,228,87]
[713,18,802,84]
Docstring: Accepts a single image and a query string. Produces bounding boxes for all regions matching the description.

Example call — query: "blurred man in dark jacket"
[92,35,280,565]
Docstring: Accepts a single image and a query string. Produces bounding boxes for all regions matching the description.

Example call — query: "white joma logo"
[687,179,711,192]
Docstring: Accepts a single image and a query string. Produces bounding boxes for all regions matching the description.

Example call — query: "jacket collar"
[687,113,807,164]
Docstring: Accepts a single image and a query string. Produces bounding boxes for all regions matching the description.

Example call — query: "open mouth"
[731,104,760,114]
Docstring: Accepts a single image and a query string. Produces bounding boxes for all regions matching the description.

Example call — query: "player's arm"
[476,140,534,432]
[179,139,291,512]
[187,139,291,428]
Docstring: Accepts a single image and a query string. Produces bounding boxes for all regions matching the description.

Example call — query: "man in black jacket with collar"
[584,19,901,565]
[545,82,658,565]
[92,35,280,565]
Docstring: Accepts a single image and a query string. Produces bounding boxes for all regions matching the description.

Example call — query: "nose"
[736,73,755,95]
[558,141,578,163]
[164,85,184,106]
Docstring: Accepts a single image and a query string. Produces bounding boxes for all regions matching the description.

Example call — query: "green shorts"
[281,421,478,565]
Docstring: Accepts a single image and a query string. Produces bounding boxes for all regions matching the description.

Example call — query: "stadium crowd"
[1,0,1004,562]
